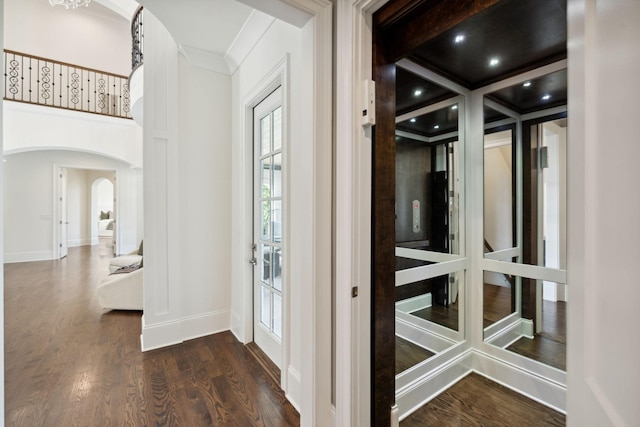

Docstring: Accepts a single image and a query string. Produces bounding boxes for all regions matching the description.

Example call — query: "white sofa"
[108,250,143,273]
[97,267,143,310]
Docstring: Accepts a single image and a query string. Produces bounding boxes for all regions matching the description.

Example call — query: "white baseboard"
[472,350,566,413]
[4,250,54,263]
[68,238,93,247]
[286,365,301,412]
[141,310,231,352]
[397,349,473,420]
[230,311,245,343]
[395,293,432,313]
[397,348,566,420]
[141,317,183,351]
[181,310,231,342]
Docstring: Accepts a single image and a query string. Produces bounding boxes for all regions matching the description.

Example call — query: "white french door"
[253,87,284,368]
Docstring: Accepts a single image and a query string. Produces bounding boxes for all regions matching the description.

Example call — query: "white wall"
[4,0,131,76]
[177,55,232,329]
[4,102,142,168]
[230,18,306,409]
[567,1,640,425]
[3,150,140,262]
[66,168,91,247]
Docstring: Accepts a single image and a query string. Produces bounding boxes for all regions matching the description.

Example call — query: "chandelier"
[48,0,91,9]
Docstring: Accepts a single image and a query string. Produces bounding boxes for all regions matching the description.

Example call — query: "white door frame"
[53,164,120,256]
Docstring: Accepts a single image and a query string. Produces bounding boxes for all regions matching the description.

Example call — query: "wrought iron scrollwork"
[3,50,132,119]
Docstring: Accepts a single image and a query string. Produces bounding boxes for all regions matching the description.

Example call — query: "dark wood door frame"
[371,1,500,425]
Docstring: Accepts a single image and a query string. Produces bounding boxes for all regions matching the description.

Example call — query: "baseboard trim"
[181,310,231,342]
[397,349,473,420]
[397,348,566,420]
[141,310,232,352]
[141,318,182,351]
[68,238,93,248]
[286,365,301,413]
[4,251,54,263]
[471,350,566,413]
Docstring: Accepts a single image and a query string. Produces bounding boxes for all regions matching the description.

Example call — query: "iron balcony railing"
[3,49,132,119]
[131,6,143,71]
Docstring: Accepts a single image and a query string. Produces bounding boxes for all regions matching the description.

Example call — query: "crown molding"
[224,10,275,74]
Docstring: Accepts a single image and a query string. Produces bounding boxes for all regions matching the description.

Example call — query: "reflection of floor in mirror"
[401,372,565,426]
[396,336,435,374]
[410,302,459,331]
[507,300,566,371]
[483,283,513,327]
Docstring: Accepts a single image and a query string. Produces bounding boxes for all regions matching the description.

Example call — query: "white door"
[253,87,284,368]
[59,168,68,258]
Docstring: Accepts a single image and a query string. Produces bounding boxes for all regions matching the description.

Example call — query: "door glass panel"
[273,248,282,292]
[272,153,282,198]
[260,244,271,285]
[261,286,272,327]
[273,107,282,151]
[261,114,271,155]
[261,158,271,198]
[261,201,270,240]
[273,293,282,338]
[271,200,282,243]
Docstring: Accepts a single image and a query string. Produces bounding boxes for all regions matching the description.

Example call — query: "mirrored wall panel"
[482,68,567,371]
[394,64,465,376]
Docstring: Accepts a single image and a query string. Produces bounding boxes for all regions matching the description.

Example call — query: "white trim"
[395,258,467,287]
[140,316,182,352]
[3,251,54,263]
[482,258,567,284]
[225,10,276,74]
[396,314,459,354]
[395,293,431,313]
[396,246,464,264]
[396,95,462,123]
[178,45,230,75]
[181,310,232,342]
[286,365,302,412]
[397,59,471,97]
[484,246,521,261]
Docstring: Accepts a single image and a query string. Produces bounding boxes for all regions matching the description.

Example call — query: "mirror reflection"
[394,65,464,376]
[482,69,567,371]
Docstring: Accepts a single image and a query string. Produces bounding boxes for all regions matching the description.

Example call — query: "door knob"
[249,257,257,266]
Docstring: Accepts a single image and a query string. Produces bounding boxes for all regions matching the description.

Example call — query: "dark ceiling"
[396,101,459,138]
[395,0,568,132]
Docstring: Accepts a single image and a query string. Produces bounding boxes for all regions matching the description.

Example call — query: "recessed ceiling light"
[523,81,532,87]
[414,89,423,97]
[433,125,440,129]
[451,105,458,110]
[454,34,465,44]
[489,57,500,67]
[542,94,551,101]
[410,118,416,123]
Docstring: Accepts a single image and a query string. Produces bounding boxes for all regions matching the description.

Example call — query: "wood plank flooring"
[4,241,299,426]
[401,373,566,426]
[396,336,435,374]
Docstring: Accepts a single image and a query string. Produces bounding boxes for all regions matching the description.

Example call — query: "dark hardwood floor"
[410,302,459,331]
[4,241,299,426]
[483,283,513,328]
[401,373,565,426]
[396,336,435,375]
[507,300,566,370]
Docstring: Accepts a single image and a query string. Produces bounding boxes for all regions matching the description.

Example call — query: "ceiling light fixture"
[414,89,423,97]
[523,81,532,87]
[454,34,465,44]
[48,0,91,9]
[410,118,416,123]
[489,57,500,67]
[542,94,551,100]
[451,105,458,110]
[433,125,440,129]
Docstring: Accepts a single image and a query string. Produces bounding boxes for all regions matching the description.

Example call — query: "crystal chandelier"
[48,0,91,9]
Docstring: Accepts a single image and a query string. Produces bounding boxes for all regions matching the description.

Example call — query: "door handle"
[249,257,257,266]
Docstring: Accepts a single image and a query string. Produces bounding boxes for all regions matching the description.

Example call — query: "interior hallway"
[4,240,299,426]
